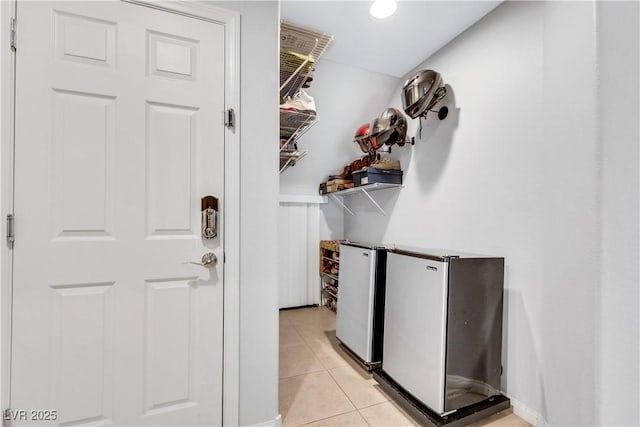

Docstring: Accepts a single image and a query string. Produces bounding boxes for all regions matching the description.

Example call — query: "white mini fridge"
[378,247,504,417]
[335,242,387,368]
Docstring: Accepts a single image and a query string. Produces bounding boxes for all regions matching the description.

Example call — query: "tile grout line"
[288,359,362,426]
[358,400,421,427]
[325,362,373,427]
[357,408,373,427]
[327,368,360,410]
[280,320,327,378]
[279,367,327,381]
[280,308,378,427]
[282,309,349,426]
[357,400,393,411]
[288,322,341,371]
[279,311,338,426]
[296,409,366,427]
[290,325,318,351]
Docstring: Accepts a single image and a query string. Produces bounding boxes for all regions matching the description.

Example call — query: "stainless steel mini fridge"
[380,247,504,416]
[335,242,387,368]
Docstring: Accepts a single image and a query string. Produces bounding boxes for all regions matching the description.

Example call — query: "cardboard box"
[319,180,354,194]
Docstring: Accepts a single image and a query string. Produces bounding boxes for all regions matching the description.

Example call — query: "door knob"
[201,252,217,267]
[186,252,217,268]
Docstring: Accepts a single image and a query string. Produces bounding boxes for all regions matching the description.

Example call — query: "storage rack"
[319,240,343,312]
[279,21,333,173]
[280,21,333,99]
[279,110,317,172]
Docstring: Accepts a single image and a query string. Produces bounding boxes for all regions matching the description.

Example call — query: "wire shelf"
[278,21,332,174]
[279,149,308,173]
[280,109,317,148]
[322,287,338,299]
[280,21,333,99]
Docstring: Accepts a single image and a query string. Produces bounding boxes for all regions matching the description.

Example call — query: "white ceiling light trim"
[370,0,397,19]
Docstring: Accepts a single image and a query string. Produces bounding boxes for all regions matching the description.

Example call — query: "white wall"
[596,1,640,425]
[211,2,280,426]
[345,1,639,425]
[279,59,399,194]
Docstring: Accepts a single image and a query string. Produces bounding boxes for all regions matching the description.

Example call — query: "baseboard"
[279,305,319,311]
[247,414,282,427]
[508,396,548,427]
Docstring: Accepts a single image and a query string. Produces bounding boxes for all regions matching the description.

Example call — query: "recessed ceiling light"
[370,0,397,19]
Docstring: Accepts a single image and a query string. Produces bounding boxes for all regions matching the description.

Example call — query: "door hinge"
[9,18,16,51]
[224,108,235,129]
[6,214,14,246]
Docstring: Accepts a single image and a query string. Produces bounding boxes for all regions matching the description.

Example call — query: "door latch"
[9,18,16,51]
[224,108,235,129]
[6,214,14,246]
[201,196,218,239]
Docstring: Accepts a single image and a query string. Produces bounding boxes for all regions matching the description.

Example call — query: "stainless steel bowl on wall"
[402,70,446,119]
[370,108,408,146]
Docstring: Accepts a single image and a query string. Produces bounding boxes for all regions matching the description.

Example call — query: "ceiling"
[281,1,502,78]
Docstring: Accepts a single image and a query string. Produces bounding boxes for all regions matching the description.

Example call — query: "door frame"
[0,1,241,425]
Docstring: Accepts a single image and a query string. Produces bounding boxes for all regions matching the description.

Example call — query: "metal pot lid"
[402,69,445,119]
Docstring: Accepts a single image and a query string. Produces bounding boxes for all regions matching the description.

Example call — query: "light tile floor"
[279,306,530,427]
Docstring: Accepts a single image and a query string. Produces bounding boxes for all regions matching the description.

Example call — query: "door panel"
[51,282,115,425]
[145,102,199,237]
[52,89,116,239]
[54,11,117,68]
[147,31,198,81]
[143,279,198,415]
[11,2,225,425]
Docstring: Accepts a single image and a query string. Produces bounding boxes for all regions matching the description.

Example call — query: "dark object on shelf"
[353,167,403,187]
[373,369,510,427]
[319,179,354,195]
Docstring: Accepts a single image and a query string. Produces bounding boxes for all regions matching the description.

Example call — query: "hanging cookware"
[401,69,447,119]
[353,123,385,153]
[370,107,408,146]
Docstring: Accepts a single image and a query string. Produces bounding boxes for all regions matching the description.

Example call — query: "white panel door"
[383,253,449,415]
[11,2,225,425]
[335,245,376,363]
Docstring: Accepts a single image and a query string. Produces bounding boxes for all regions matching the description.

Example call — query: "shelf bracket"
[361,188,386,216]
[329,194,354,215]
